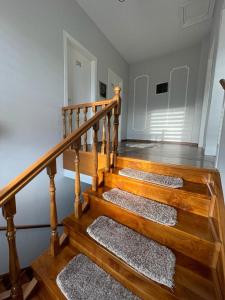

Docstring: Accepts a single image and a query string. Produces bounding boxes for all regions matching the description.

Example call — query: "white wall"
[216,90,225,191]
[0,0,128,274]
[203,0,225,155]
[127,43,208,143]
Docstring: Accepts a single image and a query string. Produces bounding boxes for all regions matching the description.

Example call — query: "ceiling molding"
[180,0,215,28]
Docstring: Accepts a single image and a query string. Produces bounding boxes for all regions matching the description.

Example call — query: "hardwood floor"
[118,141,215,168]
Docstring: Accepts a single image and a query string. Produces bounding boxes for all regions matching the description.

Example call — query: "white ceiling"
[76,0,215,64]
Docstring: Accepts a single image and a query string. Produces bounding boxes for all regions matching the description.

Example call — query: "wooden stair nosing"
[63,214,218,300]
[85,189,220,268]
[104,172,211,217]
[116,156,217,184]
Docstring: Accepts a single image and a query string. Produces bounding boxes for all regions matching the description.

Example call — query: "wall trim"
[180,0,215,28]
[132,74,149,132]
[122,139,198,147]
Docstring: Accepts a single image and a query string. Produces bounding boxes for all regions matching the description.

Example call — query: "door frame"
[63,30,97,106]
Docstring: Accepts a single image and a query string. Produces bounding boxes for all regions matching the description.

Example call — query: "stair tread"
[63,213,218,300]
[90,187,215,243]
[114,168,210,197]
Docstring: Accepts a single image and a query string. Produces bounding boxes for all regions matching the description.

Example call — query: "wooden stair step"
[63,213,219,300]
[104,171,211,216]
[32,245,78,300]
[84,187,220,267]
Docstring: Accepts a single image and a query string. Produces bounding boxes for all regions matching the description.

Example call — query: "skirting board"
[64,170,92,185]
[122,139,198,147]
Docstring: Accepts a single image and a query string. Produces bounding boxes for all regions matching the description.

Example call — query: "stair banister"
[0,86,121,299]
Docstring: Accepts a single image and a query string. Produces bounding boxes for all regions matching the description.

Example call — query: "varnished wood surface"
[0,101,117,207]
[32,245,77,300]
[63,150,113,176]
[104,171,211,217]
[116,156,217,184]
[85,187,220,267]
[63,213,218,300]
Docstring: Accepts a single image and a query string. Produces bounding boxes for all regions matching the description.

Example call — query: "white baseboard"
[63,170,92,185]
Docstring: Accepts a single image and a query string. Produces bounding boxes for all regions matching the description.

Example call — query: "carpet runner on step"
[57,254,139,300]
[103,188,177,226]
[119,168,183,188]
[87,216,176,288]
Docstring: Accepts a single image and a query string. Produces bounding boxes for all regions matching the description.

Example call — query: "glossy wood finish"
[101,105,107,154]
[2,197,23,299]
[63,150,113,176]
[0,100,117,207]
[106,112,111,171]
[104,171,211,216]
[74,142,82,219]
[116,156,216,184]
[62,213,219,300]
[82,107,88,152]
[112,86,121,168]
[85,187,220,267]
[92,122,99,191]
[47,160,59,257]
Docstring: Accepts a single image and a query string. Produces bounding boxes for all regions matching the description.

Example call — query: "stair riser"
[88,195,219,268]
[66,227,215,300]
[104,173,210,217]
[116,157,215,184]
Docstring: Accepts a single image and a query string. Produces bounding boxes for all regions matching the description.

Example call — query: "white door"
[108,69,123,142]
[67,43,92,105]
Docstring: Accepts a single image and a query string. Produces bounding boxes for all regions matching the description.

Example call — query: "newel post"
[112,86,121,168]
[2,197,23,299]
[47,160,59,256]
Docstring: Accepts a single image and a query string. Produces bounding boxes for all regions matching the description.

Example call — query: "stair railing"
[0,86,121,300]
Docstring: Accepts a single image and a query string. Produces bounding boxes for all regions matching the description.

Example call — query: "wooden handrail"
[0,100,117,207]
[62,98,115,111]
[220,79,225,90]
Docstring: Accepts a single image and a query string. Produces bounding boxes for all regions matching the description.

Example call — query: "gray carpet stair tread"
[57,254,139,300]
[87,216,176,288]
[103,188,177,226]
[119,168,183,188]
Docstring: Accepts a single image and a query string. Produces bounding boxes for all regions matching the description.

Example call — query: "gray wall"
[127,43,208,143]
[204,2,225,155]
[0,0,128,274]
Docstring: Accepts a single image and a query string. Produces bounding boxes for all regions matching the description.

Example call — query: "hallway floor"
[118,141,216,168]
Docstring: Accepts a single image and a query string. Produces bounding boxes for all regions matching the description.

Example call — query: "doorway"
[108,68,123,142]
[63,31,97,106]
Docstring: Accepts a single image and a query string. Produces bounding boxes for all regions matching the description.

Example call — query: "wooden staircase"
[0,86,225,299]
[31,155,224,300]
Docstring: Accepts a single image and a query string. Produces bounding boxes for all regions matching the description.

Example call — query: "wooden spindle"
[2,197,23,300]
[92,122,99,191]
[83,107,88,152]
[74,141,82,219]
[76,108,80,128]
[101,105,107,154]
[106,112,111,172]
[69,109,73,134]
[47,160,59,257]
[112,86,121,168]
[62,109,66,139]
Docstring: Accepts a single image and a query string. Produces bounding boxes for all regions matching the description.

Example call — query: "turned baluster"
[75,108,80,128]
[47,160,59,256]
[106,112,111,171]
[83,107,88,152]
[92,121,99,191]
[62,109,67,139]
[74,140,82,219]
[112,86,121,168]
[2,197,23,299]
[101,105,107,154]
[69,109,73,149]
